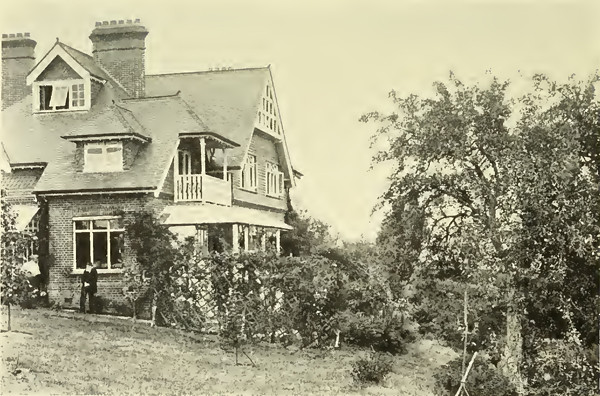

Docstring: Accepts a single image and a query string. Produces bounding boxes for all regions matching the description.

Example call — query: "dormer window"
[38,82,86,111]
[84,141,123,173]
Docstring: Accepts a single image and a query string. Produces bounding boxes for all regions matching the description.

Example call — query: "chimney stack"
[89,19,148,98]
[2,33,36,109]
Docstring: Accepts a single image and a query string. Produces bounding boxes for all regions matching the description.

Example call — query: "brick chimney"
[2,33,37,110]
[89,19,148,98]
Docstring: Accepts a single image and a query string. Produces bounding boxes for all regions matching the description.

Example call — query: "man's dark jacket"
[82,267,98,294]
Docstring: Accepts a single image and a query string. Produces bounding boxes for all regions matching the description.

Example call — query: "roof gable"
[36,56,82,81]
[26,42,91,86]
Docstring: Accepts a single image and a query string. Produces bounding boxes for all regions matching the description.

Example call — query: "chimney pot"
[110,20,117,25]
[9,33,15,38]
[102,21,109,25]
[127,19,133,24]
[95,22,101,26]
[2,34,7,39]
[24,32,30,37]
[134,18,141,23]
[16,33,23,37]
[118,20,124,24]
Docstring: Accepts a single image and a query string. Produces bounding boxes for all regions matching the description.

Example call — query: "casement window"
[266,162,284,198]
[38,81,86,111]
[241,154,257,190]
[84,141,123,173]
[73,217,124,270]
[257,83,281,135]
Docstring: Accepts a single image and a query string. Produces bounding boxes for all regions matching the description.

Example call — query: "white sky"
[2,0,599,241]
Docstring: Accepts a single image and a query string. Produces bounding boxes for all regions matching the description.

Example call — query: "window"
[257,83,280,135]
[84,141,123,173]
[241,154,257,190]
[266,162,284,197]
[38,81,86,111]
[74,217,124,270]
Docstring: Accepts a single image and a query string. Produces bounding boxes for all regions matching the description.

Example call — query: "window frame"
[240,154,258,191]
[32,78,91,113]
[83,141,124,173]
[72,216,125,272]
[266,161,284,198]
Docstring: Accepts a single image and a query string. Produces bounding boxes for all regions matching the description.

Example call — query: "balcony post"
[222,148,227,181]
[200,137,206,175]
[173,147,179,202]
[244,226,249,252]
[232,224,239,253]
[276,230,281,254]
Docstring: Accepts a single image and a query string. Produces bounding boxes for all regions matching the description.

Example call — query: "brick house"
[1,20,301,309]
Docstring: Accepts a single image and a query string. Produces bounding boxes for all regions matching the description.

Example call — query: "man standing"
[80,262,98,314]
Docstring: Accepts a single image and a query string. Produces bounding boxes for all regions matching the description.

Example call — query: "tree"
[364,72,599,391]
[125,211,182,326]
[1,192,38,331]
[281,208,335,256]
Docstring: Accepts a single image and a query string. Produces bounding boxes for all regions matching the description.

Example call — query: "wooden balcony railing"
[175,174,232,206]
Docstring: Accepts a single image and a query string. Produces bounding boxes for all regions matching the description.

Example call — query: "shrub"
[433,355,518,396]
[522,337,597,396]
[345,314,412,355]
[351,352,394,385]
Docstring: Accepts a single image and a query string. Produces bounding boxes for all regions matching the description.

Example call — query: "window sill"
[35,109,89,114]
[239,187,258,194]
[71,268,124,275]
[266,193,282,200]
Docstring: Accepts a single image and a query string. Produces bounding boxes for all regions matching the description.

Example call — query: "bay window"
[74,217,124,270]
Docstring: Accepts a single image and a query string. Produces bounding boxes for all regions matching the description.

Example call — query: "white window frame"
[240,154,257,191]
[84,141,124,173]
[72,216,125,272]
[32,78,91,113]
[257,82,281,136]
[266,161,284,198]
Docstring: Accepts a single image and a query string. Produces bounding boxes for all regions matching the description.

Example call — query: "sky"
[2,0,599,241]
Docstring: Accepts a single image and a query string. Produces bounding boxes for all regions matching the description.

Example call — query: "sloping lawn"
[1,308,456,395]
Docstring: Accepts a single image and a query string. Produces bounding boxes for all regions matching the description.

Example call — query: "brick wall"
[46,193,167,311]
[2,35,36,109]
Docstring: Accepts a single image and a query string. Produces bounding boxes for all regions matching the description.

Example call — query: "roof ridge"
[121,91,181,101]
[176,96,209,130]
[146,66,269,77]
[112,103,148,136]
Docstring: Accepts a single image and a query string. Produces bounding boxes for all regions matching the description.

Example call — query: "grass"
[1,308,457,395]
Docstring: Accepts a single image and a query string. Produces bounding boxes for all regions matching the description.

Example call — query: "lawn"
[1,308,456,395]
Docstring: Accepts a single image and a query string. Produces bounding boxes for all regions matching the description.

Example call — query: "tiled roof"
[145,67,269,166]
[1,82,126,165]
[57,42,112,82]
[61,105,150,141]
[34,95,207,193]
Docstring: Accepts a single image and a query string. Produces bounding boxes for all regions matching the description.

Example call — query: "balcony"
[173,132,240,206]
[175,174,232,206]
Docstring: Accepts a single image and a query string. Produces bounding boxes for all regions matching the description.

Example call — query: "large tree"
[364,72,599,390]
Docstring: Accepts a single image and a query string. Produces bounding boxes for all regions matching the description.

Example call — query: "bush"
[433,355,518,396]
[351,352,394,385]
[345,314,413,355]
[522,337,597,396]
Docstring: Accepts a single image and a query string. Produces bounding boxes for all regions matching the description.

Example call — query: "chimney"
[2,33,37,110]
[89,19,149,98]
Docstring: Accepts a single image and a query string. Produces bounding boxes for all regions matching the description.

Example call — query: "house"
[1,20,301,309]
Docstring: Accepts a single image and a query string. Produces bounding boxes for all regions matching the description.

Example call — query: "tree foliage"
[364,72,599,391]
[1,192,39,331]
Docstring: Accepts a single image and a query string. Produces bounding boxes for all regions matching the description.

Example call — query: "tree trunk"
[7,304,11,332]
[151,292,157,327]
[499,289,524,394]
